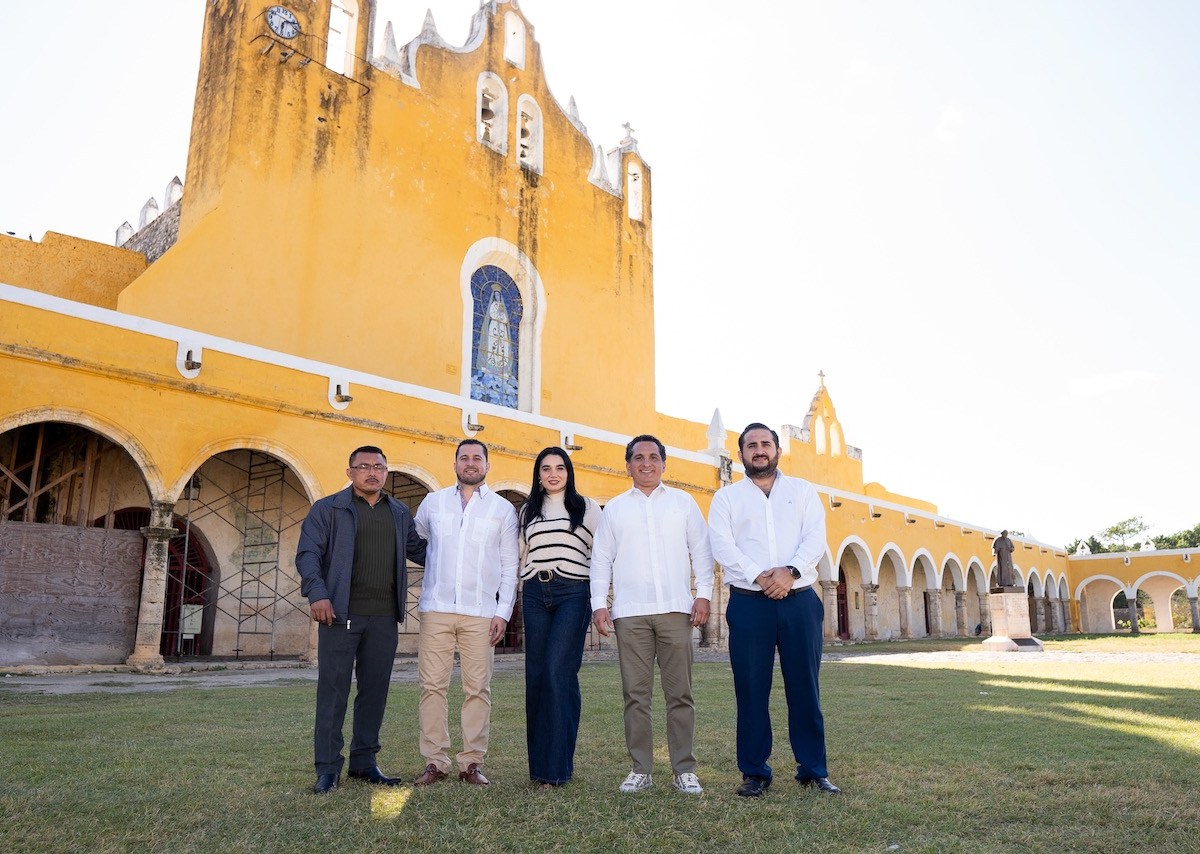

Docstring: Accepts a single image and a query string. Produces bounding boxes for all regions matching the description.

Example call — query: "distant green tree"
[1152,522,1200,550]
[1100,517,1151,552]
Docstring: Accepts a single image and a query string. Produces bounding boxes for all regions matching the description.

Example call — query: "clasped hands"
[755,567,796,599]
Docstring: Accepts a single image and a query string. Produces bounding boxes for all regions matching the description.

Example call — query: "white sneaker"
[673,772,703,794]
[619,771,653,793]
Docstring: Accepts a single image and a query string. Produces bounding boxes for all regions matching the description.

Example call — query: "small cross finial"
[818,370,826,387]
[620,122,636,144]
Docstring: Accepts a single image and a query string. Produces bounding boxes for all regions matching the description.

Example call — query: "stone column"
[701,564,723,648]
[1044,600,1056,634]
[977,592,992,636]
[1033,599,1046,634]
[927,590,944,637]
[863,584,879,640]
[954,591,968,637]
[1059,599,1070,634]
[1189,596,1199,634]
[1127,594,1140,635]
[126,500,177,669]
[820,580,838,642]
[896,586,913,639]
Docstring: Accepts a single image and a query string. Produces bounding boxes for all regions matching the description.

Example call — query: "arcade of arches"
[4,420,1195,669]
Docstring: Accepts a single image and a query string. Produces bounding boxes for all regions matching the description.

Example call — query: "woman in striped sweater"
[519,446,602,788]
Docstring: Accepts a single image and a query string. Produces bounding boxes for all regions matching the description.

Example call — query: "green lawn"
[2,650,1198,853]
[830,631,1200,655]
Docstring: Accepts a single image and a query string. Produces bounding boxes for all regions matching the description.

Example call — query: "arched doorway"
[0,421,151,665]
[385,470,432,653]
[99,507,217,658]
[836,567,850,641]
[496,488,527,653]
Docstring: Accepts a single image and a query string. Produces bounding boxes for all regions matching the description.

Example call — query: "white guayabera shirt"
[414,483,519,621]
[590,484,714,619]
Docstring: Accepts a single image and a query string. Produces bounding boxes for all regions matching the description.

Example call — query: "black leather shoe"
[348,766,402,786]
[736,775,771,797]
[800,776,841,794]
[312,772,340,794]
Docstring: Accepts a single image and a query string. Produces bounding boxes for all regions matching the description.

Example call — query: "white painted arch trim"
[910,548,938,587]
[875,542,908,586]
[835,536,874,586]
[1074,574,1136,601]
[1131,570,1198,598]
[942,552,966,590]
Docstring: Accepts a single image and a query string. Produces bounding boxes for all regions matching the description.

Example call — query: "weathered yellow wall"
[119,0,656,436]
[0,233,146,309]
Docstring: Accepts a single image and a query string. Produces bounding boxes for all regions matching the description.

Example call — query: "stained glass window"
[469,265,523,409]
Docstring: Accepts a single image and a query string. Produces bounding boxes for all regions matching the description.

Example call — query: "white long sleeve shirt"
[414,483,519,621]
[708,471,827,590]
[589,484,714,619]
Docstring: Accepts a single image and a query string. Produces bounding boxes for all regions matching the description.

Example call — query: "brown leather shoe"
[458,763,491,785]
[413,764,447,786]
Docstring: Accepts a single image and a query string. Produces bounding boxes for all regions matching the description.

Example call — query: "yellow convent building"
[2,1,1196,668]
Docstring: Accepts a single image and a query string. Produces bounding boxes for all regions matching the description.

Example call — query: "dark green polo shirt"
[348,492,399,617]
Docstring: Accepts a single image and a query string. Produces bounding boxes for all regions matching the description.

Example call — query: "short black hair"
[456,439,489,460]
[349,445,386,467]
[738,423,780,452]
[625,434,666,463]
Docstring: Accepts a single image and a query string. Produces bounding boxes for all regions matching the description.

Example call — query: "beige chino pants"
[418,611,495,773]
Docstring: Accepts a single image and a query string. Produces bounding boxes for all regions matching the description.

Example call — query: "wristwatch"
[787,565,801,579]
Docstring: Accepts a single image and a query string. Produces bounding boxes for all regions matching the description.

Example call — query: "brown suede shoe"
[413,764,448,786]
[458,763,491,785]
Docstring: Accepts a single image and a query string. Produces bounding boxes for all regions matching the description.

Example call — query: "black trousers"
[314,614,399,775]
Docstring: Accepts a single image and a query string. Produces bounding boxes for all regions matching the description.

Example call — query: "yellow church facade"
[2,0,1196,668]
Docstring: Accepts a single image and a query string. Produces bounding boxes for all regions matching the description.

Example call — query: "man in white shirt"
[411,439,518,787]
[591,434,714,795]
[708,422,840,797]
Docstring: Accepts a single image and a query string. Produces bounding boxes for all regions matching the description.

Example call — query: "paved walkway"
[2,648,1194,695]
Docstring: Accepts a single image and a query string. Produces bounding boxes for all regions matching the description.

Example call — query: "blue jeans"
[726,586,828,782]
[523,576,592,784]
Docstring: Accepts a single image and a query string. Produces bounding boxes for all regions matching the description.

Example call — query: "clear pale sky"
[2,1,1196,547]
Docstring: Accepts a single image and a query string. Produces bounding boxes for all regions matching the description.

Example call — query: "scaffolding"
[185,450,310,658]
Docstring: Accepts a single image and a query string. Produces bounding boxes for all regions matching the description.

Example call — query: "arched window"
[516,95,543,173]
[504,11,526,68]
[814,415,827,455]
[469,265,524,409]
[326,0,358,77]
[477,72,508,154]
[459,238,545,414]
[626,162,644,221]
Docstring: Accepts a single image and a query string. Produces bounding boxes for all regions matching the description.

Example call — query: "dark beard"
[743,455,779,478]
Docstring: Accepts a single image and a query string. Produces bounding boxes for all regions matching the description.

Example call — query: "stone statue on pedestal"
[993,530,1016,588]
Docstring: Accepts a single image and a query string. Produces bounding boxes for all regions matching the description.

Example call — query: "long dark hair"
[521,447,586,534]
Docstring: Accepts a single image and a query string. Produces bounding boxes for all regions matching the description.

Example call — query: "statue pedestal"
[982,589,1044,652]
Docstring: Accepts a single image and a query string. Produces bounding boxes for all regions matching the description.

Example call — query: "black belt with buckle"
[537,570,588,582]
[730,584,812,599]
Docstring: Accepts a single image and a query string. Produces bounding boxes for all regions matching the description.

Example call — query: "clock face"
[266,5,301,39]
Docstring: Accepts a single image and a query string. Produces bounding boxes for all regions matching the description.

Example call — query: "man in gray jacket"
[296,446,427,794]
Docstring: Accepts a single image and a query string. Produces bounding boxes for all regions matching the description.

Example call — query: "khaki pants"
[418,611,494,773]
[614,612,696,775]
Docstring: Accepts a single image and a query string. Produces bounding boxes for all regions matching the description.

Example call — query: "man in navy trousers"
[708,423,840,797]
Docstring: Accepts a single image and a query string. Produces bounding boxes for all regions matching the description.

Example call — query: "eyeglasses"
[351,464,388,473]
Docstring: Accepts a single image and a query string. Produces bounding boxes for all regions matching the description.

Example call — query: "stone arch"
[173,437,321,506]
[0,407,163,499]
[515,95,544,174]
[816,547,835,583]
[0,418,159,666]
[876,545,906,640]
[1076,575,1126,632]
[836,537,873,585]
[1133,570,1192,631]
[835,537,872,640]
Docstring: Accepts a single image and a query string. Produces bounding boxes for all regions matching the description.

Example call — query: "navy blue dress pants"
[726,586,828,782]
[314,613,399,776]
